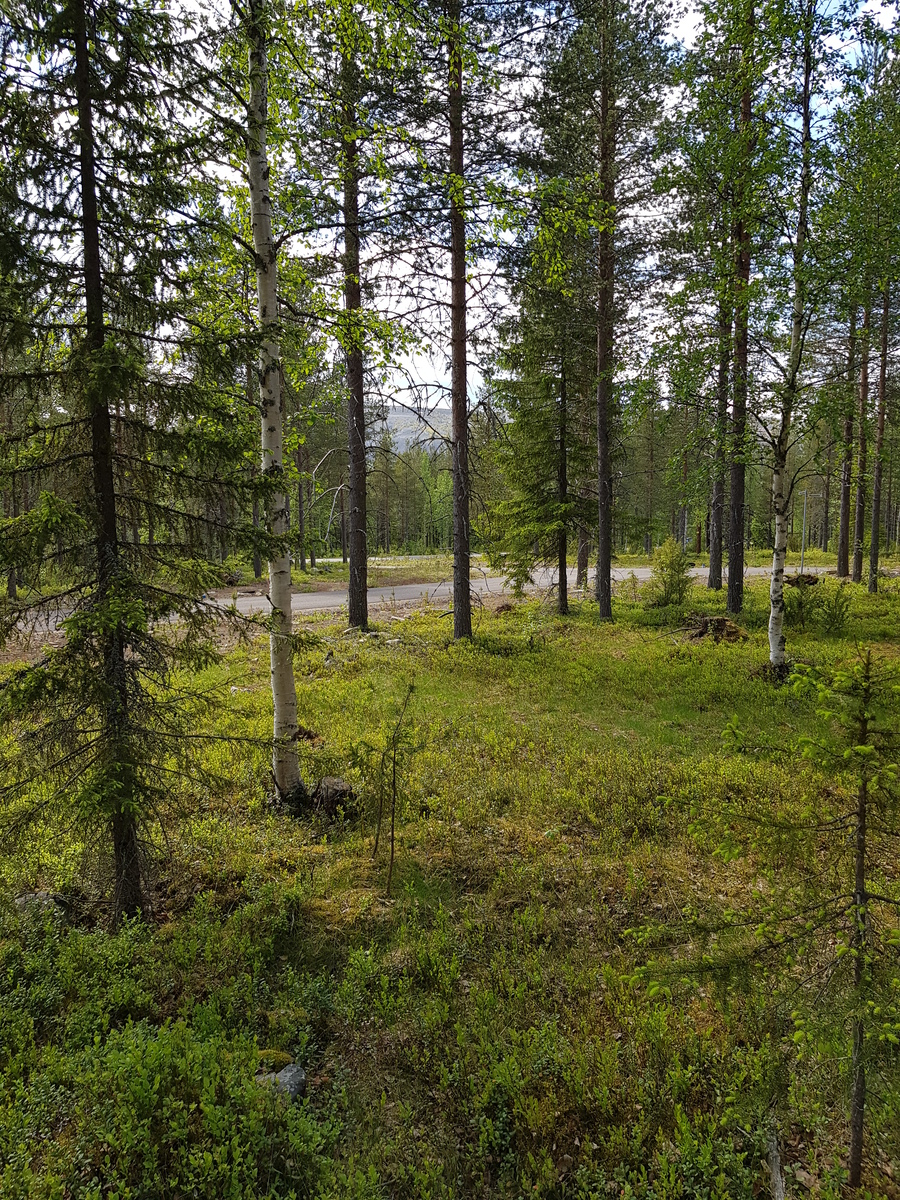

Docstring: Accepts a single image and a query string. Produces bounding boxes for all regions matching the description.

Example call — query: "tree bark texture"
[247,2,300,795]
[868,286,888,593]
[342,53,368,628]
[708,298,731,590]
[767,5,810,667]
[558,367,568,616]
[594,1,614,621]
[852,306,870,584]
[837,309,856,577]
[247,363,263,579]
[73,0,144,921]
[448,0,471,638]
[728,5,753,615]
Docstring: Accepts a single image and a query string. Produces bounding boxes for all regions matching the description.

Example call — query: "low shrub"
[649,539,693,608]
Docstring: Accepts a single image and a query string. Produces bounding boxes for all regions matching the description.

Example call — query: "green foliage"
[783,577,852,636]
[1,590,898,1194]
[649,538,693,607]
[0,0,276,916]
[0,912,334,1198]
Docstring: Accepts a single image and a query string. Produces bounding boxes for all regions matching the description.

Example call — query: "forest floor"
[2,577,900,1198]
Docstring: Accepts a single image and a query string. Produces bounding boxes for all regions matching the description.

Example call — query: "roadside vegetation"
[2,578,898,1199]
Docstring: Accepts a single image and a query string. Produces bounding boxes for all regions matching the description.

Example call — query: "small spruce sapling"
[791,651,900,1189]
[649,536,693,607]
[639,649,899,1190]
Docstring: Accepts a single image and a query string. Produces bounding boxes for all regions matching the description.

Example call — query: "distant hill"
[373,406,452,452]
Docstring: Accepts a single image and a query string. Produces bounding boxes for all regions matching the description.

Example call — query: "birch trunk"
[768,450,790,665]
[767,1,811,668]
[246,363,263,580]
[247,2,299,795]
[727,22,753,616]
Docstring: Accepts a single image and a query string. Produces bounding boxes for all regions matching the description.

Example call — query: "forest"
[1,0,899,1195]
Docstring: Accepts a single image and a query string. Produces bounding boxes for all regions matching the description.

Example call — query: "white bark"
[247,6,300,794]
[767,15,812,667]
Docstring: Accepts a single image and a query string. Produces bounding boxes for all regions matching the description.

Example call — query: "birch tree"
[765,0,815,668]
[245,0,300,795]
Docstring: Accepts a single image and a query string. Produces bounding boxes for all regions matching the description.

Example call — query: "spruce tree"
[0,0,257,920]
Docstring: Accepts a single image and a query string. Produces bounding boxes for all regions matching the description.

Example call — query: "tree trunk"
[295,448,306,571]
[558,366,568,616]
[448,0,471,639]
[7,479,17,600]
[645,398,655,555]
[868,285,888,593]
[838,309,857,577]
[73,0,144,920]
[768,2,810,668]
[852,306,870,584]
[308,475,317,569]
[246,364,263,580]
[728,6,753,615]
[343,52,367,628]
[709,298,731,589]
[768,445,789,666]
[679,423,689,550]
[576,524,589,587]
[247,0,299,796]
[594,0,614,621]
[340,473,347,563]
[821,444,832,551]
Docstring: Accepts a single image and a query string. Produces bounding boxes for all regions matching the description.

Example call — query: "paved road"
[220,564,828,618]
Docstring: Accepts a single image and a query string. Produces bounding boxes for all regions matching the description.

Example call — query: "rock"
[14,891,66,918]
[785,573,819,587]
[258,1062,306,1102]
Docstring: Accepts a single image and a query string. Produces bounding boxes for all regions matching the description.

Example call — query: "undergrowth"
[1,579,898,1198]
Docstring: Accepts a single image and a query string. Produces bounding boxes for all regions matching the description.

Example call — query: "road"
[220,564,828,618]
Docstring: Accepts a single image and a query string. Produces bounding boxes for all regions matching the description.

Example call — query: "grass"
[1,579,899,1198]
[220,554,463,594]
